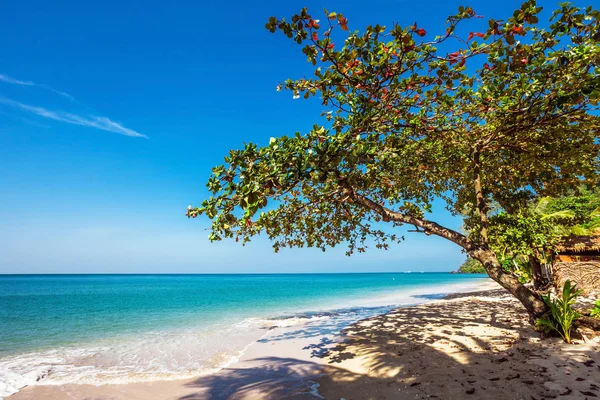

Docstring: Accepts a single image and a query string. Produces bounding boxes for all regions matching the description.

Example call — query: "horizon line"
[0,271,476,276]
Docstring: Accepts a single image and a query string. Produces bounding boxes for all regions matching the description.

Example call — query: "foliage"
[187,1,600,316]
[591,300,600,319]
[538,187,600,236]
[499,255,533,283]
[456,257,486,274]
[470,188,600,283]
[487,211,561,262]
[544,187,600,225]
[535,280,583,343]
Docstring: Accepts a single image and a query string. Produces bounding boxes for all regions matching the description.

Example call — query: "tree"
[482,187,600,289]
[188,1,600,319]
[456,257,486,274]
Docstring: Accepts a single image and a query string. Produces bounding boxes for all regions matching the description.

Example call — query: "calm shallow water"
[0,273,488,397]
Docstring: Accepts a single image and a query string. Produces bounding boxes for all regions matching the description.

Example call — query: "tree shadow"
[179,357,324,400]
[256,305,398,344]
[178,293,600,399]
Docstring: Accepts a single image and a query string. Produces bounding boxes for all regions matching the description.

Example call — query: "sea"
[0,273,489,398]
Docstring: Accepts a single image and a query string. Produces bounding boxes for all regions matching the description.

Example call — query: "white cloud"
[0,73,77,102]
[0,97,147,138]
[0,73,35,86]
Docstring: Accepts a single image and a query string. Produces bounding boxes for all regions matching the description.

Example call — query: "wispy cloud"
[0,97,147,138]
[0,74,34,86]
[0,73,78,103]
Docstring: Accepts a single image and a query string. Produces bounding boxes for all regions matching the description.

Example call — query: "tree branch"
[346,189,472,249]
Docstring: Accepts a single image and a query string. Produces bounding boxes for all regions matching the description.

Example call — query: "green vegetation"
[188,1,600,320]
[536,280,583,343]
[456,258,486,274]
[591,300,600,319]
[479,188,600,288]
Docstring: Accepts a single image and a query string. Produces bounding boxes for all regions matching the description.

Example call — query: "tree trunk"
[528,255,548,290]
[471,248,548,320]
[348,192,550,323]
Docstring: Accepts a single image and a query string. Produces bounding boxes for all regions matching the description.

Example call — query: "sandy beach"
[9,280,600,400]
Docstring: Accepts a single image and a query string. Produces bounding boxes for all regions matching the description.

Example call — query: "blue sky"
[0,0,564,273]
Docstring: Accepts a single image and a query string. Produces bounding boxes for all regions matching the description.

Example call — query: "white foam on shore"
[0,278,493,399]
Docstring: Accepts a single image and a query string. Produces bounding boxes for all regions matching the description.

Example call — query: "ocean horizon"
[0,272,488,398]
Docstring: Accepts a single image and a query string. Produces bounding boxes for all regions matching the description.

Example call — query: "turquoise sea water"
[0,273,488,397]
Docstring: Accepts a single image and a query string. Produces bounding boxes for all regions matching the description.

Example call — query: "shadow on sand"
[179,289,600,399]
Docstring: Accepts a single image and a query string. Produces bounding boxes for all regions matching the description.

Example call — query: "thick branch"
[348,190,472,249]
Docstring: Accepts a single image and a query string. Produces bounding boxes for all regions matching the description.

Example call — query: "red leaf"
[339,17,348,30]
[415,28,426,37]
[327,43,335,49]
[312,32,318,41]
[483,63,491,70]
[521,58,528,64]
[512,26,525,35]
[468,32,484,41]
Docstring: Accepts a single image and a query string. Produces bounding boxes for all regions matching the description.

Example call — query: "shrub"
[590,300,600,319]
[535,280,583,343]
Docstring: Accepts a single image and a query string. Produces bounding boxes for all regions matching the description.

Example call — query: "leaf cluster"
[535,280,583,343]
[590,300,600,319]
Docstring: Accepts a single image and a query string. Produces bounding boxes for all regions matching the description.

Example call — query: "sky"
[0,0,568,274]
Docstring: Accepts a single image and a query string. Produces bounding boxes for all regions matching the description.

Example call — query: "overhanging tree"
[188,1,600,319]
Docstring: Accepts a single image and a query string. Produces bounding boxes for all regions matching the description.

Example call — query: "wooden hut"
[553,235,600,294]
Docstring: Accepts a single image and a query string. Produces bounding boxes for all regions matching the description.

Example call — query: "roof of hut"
[556,235,600,253]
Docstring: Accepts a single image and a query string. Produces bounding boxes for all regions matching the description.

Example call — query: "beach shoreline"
[6,278,503,399]
[8,279,600,400]
[13,278,600,399]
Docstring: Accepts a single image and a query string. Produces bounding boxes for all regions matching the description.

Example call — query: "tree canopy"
[188,1,600,317]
